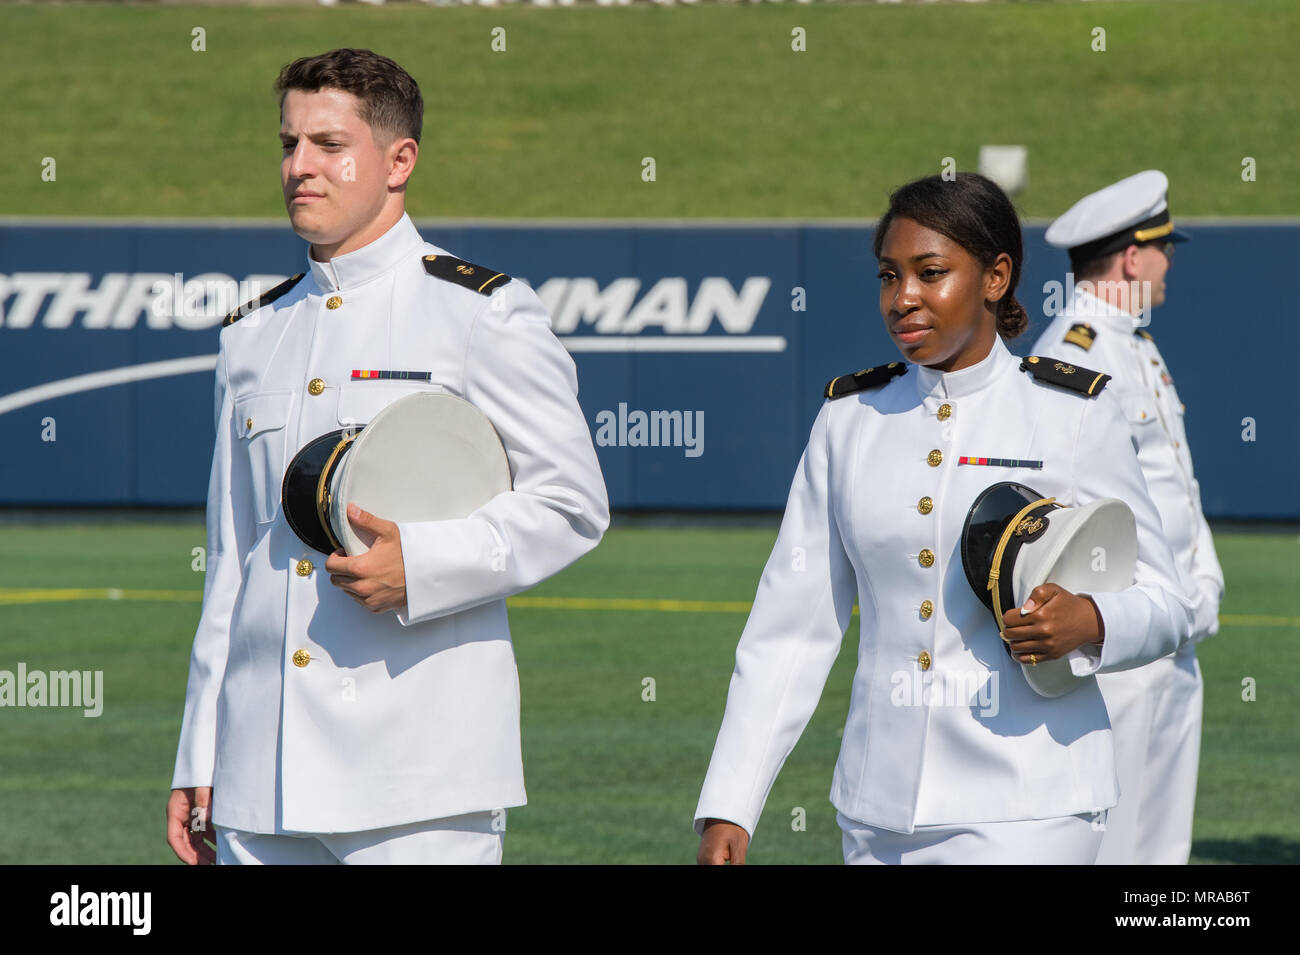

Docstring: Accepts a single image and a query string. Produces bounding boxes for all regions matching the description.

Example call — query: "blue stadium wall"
[1,220,1296,517]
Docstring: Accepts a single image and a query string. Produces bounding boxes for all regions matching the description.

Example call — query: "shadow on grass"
[1191,835,1300,864]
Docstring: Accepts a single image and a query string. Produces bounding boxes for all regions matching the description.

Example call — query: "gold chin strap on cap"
[1134,221,1175,242]
[986,497,1057,642]
[316,431,358,553]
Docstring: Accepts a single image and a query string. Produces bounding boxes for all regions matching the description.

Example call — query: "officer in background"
[1032,170,1224,864]
[163,48,608,864]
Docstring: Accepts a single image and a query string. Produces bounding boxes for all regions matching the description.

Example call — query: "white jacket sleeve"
[171,346,251,789]
[693,403,858,837]
[1187,478,1225,642]
[394,280,609,626]
[1069,389,1195,673]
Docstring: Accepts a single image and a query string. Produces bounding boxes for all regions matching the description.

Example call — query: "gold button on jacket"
[295,559,313,576]
[917,496,934,515]
[918,549,935,568]
[937,403,952,421]
[308,377,325,396]
[326,295,343,310]
[919,600,934,620]
[292,649,311,668]
[918,651,932,671]
[927,449,943,467]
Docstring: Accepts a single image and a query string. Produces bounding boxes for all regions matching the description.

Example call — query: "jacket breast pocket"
[1119,394,1159,453]
[1121,394,1159,427]
[336,381,444,433]
[234,390,294,525]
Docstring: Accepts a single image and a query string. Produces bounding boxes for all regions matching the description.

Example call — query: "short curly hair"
[275,48,423,145]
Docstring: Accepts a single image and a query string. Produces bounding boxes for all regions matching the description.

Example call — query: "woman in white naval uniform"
[694,173,1195,865]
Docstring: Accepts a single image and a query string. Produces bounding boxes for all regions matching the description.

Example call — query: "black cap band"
[1068,210,1175,269]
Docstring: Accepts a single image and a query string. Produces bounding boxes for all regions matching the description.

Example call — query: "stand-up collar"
[307,213,425,292]
[913,334,1017,400]
[1068,286,1144,332]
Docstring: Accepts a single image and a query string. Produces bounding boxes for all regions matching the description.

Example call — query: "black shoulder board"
[1020,356,1110,397]
[1062,321,1096,352]
[422,254,511,296]
[222,273,305,328]
[824,362,906,400]
[1135,328,1155,343]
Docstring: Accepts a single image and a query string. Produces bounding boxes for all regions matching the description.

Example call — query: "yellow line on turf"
[1218,614,1300,628]
[507,595,755,614]
[0,587,202,605]
[0,588,1297,628]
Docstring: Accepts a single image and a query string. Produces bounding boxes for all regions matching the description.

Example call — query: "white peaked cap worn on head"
[281,392,512,556]
[961,482,1139,699]
[1045,169,1191,265]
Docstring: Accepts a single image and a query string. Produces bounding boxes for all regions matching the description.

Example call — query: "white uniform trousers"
[1096,647,1202,865]
[215,810,504,865]
[838,811,1105,865]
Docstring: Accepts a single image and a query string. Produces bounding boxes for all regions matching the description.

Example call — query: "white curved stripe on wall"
[0,355,218,417]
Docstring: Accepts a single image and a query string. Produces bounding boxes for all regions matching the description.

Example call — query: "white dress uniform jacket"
[171,213,609,834]
[1034,288,1223,640]
[1033,288,1223,864]
[695,335,1194,837]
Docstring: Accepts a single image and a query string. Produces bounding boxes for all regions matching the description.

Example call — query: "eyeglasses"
[1141,240,1176,262]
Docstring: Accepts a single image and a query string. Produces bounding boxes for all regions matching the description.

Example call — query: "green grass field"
[0,521,1295,864]
[1,0,1298,220]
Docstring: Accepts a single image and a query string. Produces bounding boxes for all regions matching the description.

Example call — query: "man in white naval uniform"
[164,49,608,864]
[1033,171,1223,864]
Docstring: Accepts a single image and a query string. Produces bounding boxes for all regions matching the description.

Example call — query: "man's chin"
[286,211,337,246]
